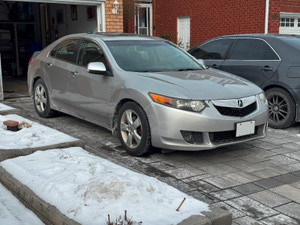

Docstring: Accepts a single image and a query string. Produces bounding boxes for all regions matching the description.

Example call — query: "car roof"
[216,33,300,39]
[64,32,163,41]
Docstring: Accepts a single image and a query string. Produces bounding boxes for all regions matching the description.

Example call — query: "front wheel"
[117,102,151,156]
[33,79,55,118]
[265,87,296,129]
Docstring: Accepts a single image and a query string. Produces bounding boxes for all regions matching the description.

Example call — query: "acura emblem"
[237,99,243,107]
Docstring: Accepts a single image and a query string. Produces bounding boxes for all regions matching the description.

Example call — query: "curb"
[0,140,85,161]
[178,205,232,225]
[0,108,21,115]
[0,166,80,225]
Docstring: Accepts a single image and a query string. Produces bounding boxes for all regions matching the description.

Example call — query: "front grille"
[209,126,259,144]
[214,102,257,117]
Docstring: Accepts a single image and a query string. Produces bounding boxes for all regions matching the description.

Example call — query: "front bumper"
[147,96,268,151]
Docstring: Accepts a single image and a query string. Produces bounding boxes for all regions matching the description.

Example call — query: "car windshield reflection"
[105,40,203,72]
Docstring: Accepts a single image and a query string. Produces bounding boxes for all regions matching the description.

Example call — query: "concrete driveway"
[5,97,300,225]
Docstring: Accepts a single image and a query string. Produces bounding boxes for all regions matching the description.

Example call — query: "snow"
[0,184,44,225]
[0,147,210,225]
[0,103,15,111]
[0,114,78,150]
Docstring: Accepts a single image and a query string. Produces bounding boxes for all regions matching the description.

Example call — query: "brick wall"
[152,0,266,48]
[123,0,135,33]
[105,0,124,32]
[269,0,300,33]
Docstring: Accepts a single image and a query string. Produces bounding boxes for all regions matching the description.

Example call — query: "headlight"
[258,92,267,103]
[149,93,207,112]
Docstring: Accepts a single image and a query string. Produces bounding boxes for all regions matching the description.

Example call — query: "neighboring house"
[0,0,123,77]
[124,0,300,50]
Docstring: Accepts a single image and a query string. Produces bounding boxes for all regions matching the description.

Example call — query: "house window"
[280,18,295,27]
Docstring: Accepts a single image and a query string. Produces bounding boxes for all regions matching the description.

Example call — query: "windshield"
[278,36,300,50]
[105,40,204,72]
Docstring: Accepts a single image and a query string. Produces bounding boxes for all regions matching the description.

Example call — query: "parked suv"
[189,34,300,129]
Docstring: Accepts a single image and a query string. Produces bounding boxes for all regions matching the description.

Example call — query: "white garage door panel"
[279,13,300,35]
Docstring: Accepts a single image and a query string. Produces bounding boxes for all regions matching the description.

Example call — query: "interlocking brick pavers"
[275,202,300,220]
[248,190,291,208]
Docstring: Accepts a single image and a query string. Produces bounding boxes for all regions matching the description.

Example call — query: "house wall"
[152,0,266,48]
[268,0,300,33]
[123,0,135,33]
[105,0,123,32]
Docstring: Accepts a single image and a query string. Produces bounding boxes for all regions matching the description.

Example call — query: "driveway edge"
[178,206,232,225]
[0,166,80,225]
[0,140,85,161]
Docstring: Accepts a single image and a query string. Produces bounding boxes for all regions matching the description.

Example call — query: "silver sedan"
[28,33,268,156]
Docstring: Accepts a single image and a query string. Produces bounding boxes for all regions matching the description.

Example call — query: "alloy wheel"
[120,109,143,148]
[34,84,47,113]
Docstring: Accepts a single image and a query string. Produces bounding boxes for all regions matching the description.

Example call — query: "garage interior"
[0,1,100,99]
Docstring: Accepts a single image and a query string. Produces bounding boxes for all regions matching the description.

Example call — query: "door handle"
[70,71,79,77]
[47,62,53,67]
[261,66,273,71]
[211,64,220,69]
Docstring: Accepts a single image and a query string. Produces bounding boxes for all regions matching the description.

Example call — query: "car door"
[189,38,235,69]
[46,38,79,110]
[68,39,115,127]
[221,38,281,87]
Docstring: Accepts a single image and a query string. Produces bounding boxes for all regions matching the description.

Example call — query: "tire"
[117,102,151,156]
[33,79,55,118]
[265,87,296,129]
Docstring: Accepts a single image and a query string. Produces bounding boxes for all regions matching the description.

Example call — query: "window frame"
[189,37,236,60]
[76,38,112,71]
[48,38,81,64]
[226,37,281,62]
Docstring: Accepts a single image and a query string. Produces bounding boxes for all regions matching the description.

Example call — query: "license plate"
[236,121,255,137]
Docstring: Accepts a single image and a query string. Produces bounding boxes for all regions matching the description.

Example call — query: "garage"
[279,13,300,35]
[0,0,122,100]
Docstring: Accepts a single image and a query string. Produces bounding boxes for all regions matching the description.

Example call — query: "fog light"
[181,131,204,144]
[183,132,193,142]
[181,131,195,144]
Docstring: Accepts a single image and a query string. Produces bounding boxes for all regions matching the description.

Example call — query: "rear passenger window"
[229,39,279,60]
[50,39,79,63]
[189,39,234,60]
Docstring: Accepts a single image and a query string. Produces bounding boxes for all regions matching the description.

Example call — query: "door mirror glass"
[87,62,107,75]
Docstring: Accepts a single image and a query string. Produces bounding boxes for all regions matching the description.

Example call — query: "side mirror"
[197,59,208,69]
[87,62,111,76]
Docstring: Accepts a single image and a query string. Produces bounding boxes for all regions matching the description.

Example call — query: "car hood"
[136,68,262,100]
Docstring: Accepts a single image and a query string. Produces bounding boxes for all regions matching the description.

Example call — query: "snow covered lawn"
[0,184,44,225]
[0,147,209,225]
[0,114,79,150]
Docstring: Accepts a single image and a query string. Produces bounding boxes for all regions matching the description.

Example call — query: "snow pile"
[0,184,44,225]
[0,103,15,112]
[0,114,78,149]
[1,147,209,225]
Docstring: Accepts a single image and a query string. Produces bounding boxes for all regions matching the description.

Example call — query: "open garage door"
[0,0,105,99]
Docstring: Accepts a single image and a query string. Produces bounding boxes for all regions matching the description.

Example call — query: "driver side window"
[78,40,109,68]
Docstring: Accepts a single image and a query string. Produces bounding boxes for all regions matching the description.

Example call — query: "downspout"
[264,0,269,34]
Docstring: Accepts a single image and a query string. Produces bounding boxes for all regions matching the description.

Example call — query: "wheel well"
[32,77,41,92]
[263,85,295,104]
[112,99,144,135]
